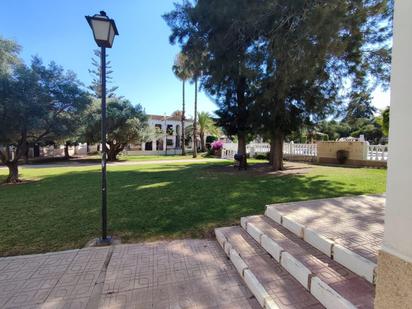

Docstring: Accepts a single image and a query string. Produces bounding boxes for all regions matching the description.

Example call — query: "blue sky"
[1,1,389,117]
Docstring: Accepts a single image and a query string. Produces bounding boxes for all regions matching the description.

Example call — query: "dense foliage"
[81,98,155,161]
[288,105,389,144]
[0,37,90,182]
[164,0,393,170]
[0,36,155,182]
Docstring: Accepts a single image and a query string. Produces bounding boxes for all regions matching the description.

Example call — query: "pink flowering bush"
[211,140,223,150]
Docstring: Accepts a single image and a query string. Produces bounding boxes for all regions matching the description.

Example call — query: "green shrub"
[206,136,218,143]
[205,148,215,157]
[254,153,268,160]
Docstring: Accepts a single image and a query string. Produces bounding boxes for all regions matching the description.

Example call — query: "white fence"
[283,143,317,157]
[221,142,317,160]
[221,143,238,160]
[221,143,272,159]
[123,149,184,156]
[39,144,88,157]
[367,144,388,161]
[2,143,90,160]
[221,142,388,162]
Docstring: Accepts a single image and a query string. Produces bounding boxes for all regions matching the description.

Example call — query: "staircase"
[215,196,382,309]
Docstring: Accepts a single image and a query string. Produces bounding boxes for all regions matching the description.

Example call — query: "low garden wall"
[317,141,387,168]
[221,141,387,168]
[124,149,185,156]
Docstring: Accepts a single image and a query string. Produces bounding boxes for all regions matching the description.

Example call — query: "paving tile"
[0,248,109,309]
[99,240,257,308]
[1,240,260,308]
[4,288,51,307]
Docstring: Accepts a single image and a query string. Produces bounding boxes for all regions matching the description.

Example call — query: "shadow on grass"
[0,162,373,256]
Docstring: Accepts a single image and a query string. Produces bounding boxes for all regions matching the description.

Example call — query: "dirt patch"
[204,161,314,176]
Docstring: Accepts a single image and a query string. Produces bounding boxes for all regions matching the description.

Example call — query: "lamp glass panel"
[91,19,111,42]
[108,25,115,46]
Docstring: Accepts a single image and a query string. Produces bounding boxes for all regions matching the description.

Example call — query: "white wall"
[146,117,193,150]
[382,0,412,262]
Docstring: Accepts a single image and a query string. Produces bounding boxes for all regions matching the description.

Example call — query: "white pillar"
[375,1,412,307]
[382,0,412,261]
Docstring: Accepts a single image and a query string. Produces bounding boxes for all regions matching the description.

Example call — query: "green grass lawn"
[0,161,386,256]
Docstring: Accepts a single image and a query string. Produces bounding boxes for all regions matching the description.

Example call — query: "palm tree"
[192,76,198,157]
[198,112,218,152]
[190,55,204,158]
[172,53,191,155]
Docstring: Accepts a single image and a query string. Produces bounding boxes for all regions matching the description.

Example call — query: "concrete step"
[215,226,324,309]
[242,215,375,309]
[264,196,382,284]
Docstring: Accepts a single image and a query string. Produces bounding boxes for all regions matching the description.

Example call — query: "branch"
[14,129,27,161]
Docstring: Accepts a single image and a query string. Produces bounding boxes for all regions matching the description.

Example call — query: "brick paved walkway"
[266,195,384,263]
[0,240,259,308]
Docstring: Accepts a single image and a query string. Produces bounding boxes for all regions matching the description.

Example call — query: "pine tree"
[88,49,119,98]
[164,0,261,168]
[164,0,393,170]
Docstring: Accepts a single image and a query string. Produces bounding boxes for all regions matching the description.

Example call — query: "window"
[145,141,153,151]
[167,125,174,135]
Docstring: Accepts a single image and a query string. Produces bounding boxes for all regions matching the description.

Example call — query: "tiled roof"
[148,114,193,122]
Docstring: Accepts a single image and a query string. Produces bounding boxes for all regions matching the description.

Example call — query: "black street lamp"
[86,11,119,245]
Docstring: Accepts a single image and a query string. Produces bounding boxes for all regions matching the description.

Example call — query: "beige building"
[143,114,193,152]
[126,114,194,155]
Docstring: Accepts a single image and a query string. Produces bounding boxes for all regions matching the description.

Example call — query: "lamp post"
[86,11,119,245]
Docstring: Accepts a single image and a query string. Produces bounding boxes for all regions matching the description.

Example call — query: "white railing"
[221,143,238,159]
[283,143,317,157]
[221,143,272,159]
[39,144,87,157]
[248,143,271,156]
[221,142,388,162]
[221,142,317,160]
[367,145,388,161]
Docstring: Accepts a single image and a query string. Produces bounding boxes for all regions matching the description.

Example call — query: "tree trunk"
[237,132,247,169]
[64,143,70,159]
[107,145,119,161]
[107,145,117,161]
[200,132,205,152]
[2,132,26,183]
[107,150,118,161]
[107,143,125,161]
[6,161,20,184]
[24,143,29,164]
[235,75,248,169]
[193,78,198,158]
[270,129,284,171]
[181,80,186,156]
